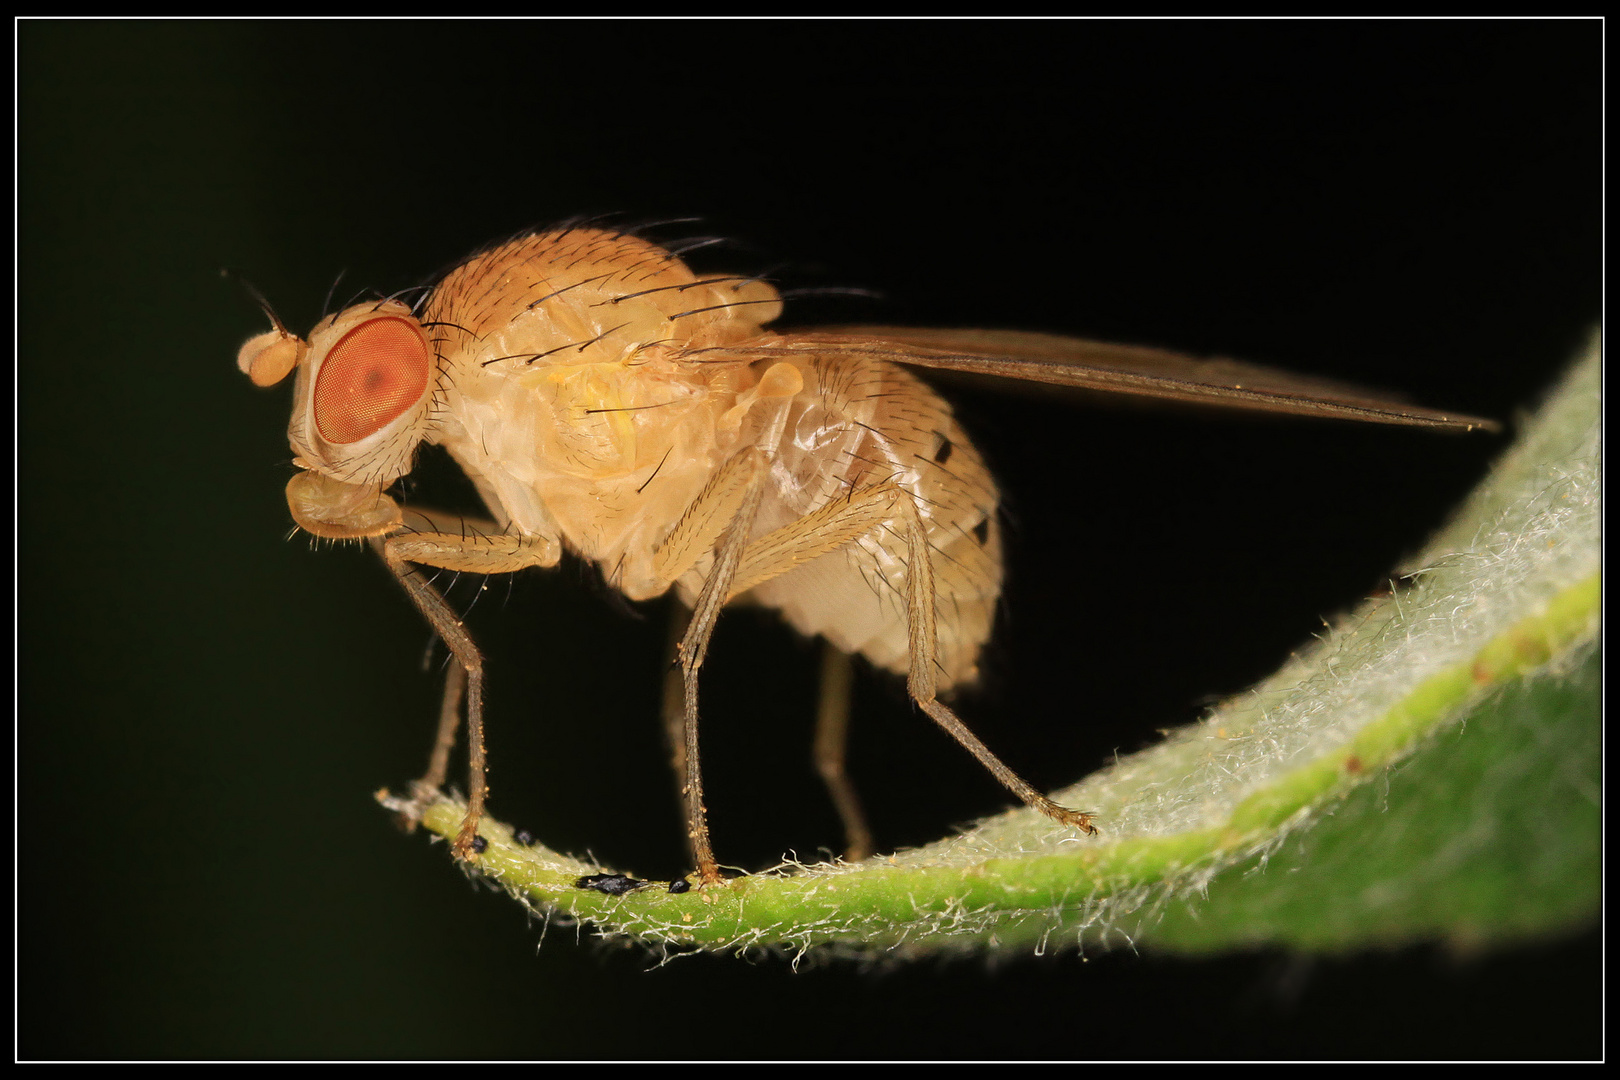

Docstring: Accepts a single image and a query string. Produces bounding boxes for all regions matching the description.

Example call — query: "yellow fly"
[238,226,1497,887]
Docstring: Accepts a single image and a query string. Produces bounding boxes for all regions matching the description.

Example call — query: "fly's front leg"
[412,658,464,821]
[373,510,560,860]
[892,498,1098,836]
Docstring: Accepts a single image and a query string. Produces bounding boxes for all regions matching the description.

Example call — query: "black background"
[20,18,1599,1060]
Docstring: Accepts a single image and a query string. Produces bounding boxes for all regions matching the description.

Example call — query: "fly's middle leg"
[661,601,694,858]
[673,476,770,887]
[812,643,872,863]
[688,481,920,867]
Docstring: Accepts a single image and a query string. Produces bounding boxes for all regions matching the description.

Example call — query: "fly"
[237,225,1497,887]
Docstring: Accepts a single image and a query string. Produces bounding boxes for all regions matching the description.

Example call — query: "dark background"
[20,19,1598,1060]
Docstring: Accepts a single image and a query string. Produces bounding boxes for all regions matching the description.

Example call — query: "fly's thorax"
[410,227,796,574]
[432,350,794,584]
[440,350,746,489]
[422,227,784,375]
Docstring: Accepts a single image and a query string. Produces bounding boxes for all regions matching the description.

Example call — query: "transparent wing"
[683,326,1499,432]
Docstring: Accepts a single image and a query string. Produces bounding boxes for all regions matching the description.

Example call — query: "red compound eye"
[312,316,431,445]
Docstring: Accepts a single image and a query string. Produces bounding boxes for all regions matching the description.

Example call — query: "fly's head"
[237,299,440,540]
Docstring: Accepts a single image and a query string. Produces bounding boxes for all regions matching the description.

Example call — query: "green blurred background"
[20,19,1598,1059]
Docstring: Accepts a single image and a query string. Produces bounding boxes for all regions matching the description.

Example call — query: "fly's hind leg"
[374,509,561,860]
[892,498,1097,836]
[723,485,1095,861]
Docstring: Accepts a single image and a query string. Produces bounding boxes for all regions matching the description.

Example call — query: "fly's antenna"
[226,267,305,386]
[220,266,290,336]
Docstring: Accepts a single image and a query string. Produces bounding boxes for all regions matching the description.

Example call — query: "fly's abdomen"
[746,357,1003,689]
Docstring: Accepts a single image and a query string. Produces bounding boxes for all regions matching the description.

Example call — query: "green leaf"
[397,331,1600,959]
